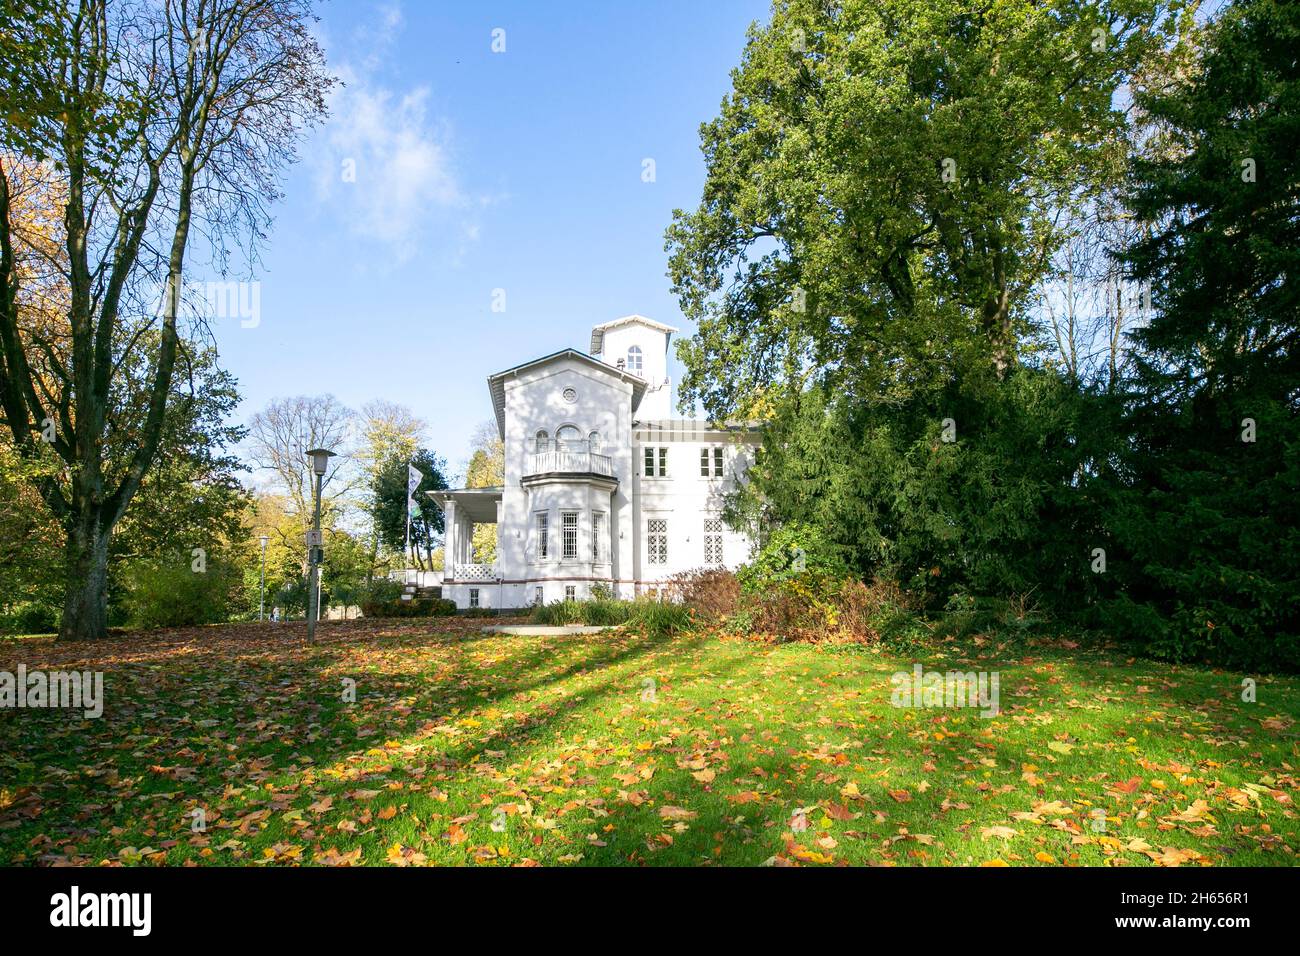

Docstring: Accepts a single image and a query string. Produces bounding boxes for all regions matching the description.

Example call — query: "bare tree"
[0,0,334,639]
[246,393,355,531]
[1038,196,1148,389]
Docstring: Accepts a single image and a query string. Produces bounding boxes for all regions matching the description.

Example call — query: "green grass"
[0,619,1296,866]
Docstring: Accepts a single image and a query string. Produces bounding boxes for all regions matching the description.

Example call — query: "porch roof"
[427,485,503,523]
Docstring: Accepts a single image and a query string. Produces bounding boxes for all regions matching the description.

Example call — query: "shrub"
[362,577,403,604]
[0,602,59,635]
[461,607,496,618]
[361,597,456,618]
[580,599,632,626]
[664,568,739,622]
[626,598,693,636]
[530,599,632,627]
[120,557,239,629]
[531,600,582,626]
[726,572,907,645]
[737,522,851,595]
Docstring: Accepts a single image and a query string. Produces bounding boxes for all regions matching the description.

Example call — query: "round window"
[562,387,577,404]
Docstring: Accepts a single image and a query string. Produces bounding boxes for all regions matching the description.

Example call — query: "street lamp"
[305,447,335,643]
[258,534,269,621]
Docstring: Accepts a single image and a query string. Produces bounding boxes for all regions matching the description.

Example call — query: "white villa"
[431,315,761,610]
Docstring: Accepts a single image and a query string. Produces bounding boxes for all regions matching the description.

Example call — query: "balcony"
[525,443,614,479]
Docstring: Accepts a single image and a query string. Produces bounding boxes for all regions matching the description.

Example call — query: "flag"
[405,463,421,515]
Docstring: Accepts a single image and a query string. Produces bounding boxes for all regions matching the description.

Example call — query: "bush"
[530,599,632,627]
[626,599,693,636]
[531,600,582,626]
[120,557,239,629]
[665,568,740,622]
[0,602,59,635]
[737,522,851,595]
[363,578,404,603]
[726,569,908,645]
[361,597,456,618]
[461,607,496,618]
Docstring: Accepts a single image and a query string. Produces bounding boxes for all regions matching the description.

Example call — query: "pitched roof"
[486,348,647,438]
[589,314,680,355]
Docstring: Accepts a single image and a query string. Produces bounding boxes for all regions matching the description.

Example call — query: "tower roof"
[589,314,680,355]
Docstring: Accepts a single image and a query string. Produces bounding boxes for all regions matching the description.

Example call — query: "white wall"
[631,433,758,589]
[599,323,673,419]
[495,355,634,607]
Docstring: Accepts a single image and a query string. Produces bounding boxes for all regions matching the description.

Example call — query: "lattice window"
[647,518,668,565]
[704,518,724,566]
[535,512,548,560]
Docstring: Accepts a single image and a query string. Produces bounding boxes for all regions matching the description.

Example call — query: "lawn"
[0,618,1296,867]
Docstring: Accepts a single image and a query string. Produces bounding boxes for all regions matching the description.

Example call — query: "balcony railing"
[527,448,614,478]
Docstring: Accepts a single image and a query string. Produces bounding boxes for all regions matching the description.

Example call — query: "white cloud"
[312,3,477,264]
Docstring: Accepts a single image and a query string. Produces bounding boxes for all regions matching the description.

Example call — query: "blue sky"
[212,0,771,478]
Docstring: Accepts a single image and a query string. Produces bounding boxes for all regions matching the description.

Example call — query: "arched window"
[588,430,601,453]
[556,424,581,450]
[535,430,549,453]
[626,345,643,374]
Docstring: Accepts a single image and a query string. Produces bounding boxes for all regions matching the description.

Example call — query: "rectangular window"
[704,518,724,566]
[647,518,668,565]
[536,512,549,560]
[644,446,668,477]
[534,586,544,606]
[592,512,606,561]
[700,447,724,477]
[562,511,579,559]
[565,585,576,602]
[469,588,480,608]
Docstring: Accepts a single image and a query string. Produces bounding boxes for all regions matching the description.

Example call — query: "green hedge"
[360,597,456,618]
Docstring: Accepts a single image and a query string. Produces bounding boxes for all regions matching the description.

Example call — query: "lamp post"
[258,534,269,621]
[305,447,335,643]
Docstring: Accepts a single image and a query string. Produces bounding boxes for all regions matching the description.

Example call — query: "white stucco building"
[431,315,760,610]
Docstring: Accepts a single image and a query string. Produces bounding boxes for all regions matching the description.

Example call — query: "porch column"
[443,499,456,580]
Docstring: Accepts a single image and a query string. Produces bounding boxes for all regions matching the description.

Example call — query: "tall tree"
[356,399,425,580]
[0,0,333,639]
[1105,0,1300,667]
[370,448,447,571]
[666,0,1170,419]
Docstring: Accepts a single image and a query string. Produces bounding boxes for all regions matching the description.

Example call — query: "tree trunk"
[59,516,110,641]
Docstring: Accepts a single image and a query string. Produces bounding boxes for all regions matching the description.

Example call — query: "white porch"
[429,485,503,585]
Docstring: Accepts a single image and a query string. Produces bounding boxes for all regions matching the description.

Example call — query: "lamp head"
[306,448,336,477]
